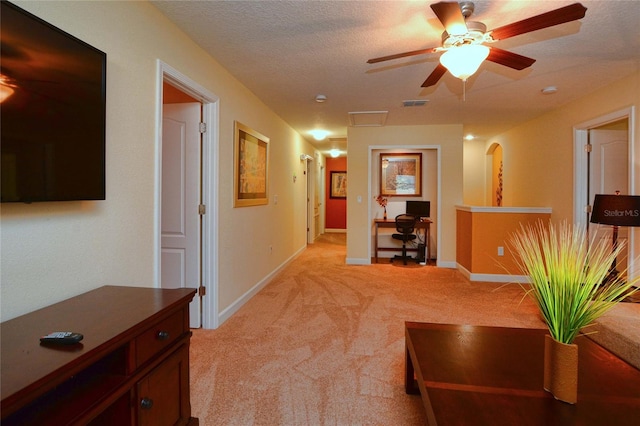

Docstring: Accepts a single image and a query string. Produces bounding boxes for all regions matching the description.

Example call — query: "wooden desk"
[1,286,198,425]
[405,322,640,426]
[374,219,431,263]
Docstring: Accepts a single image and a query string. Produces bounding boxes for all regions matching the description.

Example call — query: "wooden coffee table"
[405,322,640,425]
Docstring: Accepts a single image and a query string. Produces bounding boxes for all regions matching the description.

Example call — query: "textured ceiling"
[151,1,640,156]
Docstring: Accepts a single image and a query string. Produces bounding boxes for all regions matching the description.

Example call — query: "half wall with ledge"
[456,205,552,282]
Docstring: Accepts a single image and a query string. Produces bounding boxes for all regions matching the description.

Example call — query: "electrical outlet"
[497,246,504,256]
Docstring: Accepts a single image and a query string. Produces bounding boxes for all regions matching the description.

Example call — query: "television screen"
[1,1,106,203]
[406,200,430,218]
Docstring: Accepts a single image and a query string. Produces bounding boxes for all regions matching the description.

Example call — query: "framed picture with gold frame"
[234,121,269,207]
[330,171,347,198]
[380,153,422,197]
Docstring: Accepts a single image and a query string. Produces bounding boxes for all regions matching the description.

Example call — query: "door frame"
[573,106,637,278]
[319,164,326,235]
[156,60,220,329]
[302,155,315,243]
[367,145,441,265]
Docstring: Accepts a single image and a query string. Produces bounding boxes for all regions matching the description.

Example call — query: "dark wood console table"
[405,322,640,425]
[1,286,198,425]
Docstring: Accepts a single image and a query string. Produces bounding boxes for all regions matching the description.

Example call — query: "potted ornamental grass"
[508,220,639,403]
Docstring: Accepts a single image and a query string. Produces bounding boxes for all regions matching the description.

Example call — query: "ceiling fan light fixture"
[439,44,490,81]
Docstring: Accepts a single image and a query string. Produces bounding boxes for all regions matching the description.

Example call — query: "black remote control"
[40,331,84,345]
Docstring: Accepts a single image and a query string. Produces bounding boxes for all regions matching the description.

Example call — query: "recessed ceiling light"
[541,86,557,95]
[465,134,475,140]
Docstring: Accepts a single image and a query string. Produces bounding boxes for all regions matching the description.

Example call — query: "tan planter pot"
[543,334,578,404]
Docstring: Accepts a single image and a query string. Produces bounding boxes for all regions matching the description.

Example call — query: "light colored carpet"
[189,233,546,425]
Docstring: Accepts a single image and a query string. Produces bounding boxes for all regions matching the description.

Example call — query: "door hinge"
[199,122,206,133]
[584,144,592,153]
[198,204,206,215]
[198,286,206,297]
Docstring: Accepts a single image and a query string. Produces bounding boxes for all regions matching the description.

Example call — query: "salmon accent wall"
[326,157,347,229]
[456,206,551,278]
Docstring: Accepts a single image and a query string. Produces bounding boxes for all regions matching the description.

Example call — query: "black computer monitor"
[406,201,430,218]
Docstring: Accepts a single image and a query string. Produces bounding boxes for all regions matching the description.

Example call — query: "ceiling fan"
[367,1,587,87]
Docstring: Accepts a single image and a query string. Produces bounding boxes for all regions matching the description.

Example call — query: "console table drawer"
[136,310,185,367]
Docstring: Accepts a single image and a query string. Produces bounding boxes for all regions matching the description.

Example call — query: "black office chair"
[391,214,417,265]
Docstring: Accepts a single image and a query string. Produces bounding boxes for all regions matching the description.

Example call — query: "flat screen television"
[1,1,106,203]
[406,200,430,218]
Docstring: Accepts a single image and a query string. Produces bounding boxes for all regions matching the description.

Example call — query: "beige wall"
[0,1,317,322]
[482,72,639,218]
[346,125,463,266]
[463,139,486,205]
[469,71,640,277]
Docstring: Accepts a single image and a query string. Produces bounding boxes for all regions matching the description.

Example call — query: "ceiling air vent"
[402,100,429,107]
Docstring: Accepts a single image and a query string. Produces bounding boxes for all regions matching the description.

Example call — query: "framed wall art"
[234,121,269,207]
[330,171,347,198]
[380,153,422,197]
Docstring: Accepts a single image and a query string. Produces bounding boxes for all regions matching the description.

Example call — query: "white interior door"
[161,102,201,328]
[589,129,629,268]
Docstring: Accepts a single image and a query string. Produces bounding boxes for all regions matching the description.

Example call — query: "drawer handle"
[156,330,170,341]
[140,397,154,410]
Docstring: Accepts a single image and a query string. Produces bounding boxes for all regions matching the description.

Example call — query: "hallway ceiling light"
[330,149,340,158]
[309,129,329,141]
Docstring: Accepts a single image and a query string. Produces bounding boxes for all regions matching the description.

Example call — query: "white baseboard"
[346,258,370,265]
[457,263,530,283]
[218,244,306,325]
[324,228,346,233]
[436,260,457,269]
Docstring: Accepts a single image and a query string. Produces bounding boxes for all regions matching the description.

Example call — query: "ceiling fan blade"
[487,47,536,70]
[367,47,438,64]
[489,3,587,41]
[421,64,448,87]
[430,1,467,35]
